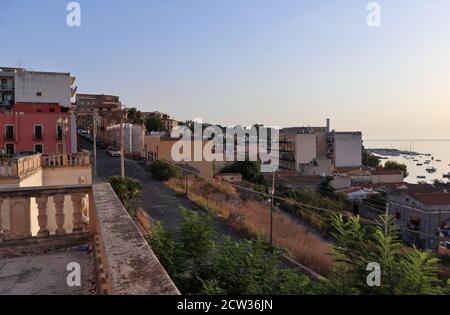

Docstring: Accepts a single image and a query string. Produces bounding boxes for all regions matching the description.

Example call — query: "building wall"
[0,111,74,154]
[333,133,362,168]
[14,71,71,108]
[372,173,404,184]
[144,135,214,178]
[295,133,316,165]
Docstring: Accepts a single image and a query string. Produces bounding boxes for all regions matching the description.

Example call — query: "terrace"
[0,152,179,295]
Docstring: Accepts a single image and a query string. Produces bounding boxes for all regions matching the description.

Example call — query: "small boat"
[436,159,442,162]
[416,163,423,166]
[443,173,450,179]
[426,167,437,173]
[417,175,426,179]
[424,161,431,164]
[413,159,419,162]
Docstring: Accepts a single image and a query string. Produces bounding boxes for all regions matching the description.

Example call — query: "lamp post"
[56,116,69,154]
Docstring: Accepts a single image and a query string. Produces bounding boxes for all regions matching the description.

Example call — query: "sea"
[363,140,450,184]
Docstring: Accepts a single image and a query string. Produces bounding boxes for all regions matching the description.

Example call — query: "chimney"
[326,118,330,132]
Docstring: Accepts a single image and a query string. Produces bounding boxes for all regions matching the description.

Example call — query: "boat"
[416,163,423,166]
[424,160,431,164]
[426,167,437,173]
[417,175,426,179]
[443,173,450,179]
[436,159,442,162]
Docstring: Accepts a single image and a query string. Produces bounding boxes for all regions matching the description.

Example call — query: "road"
[79,137,240,239]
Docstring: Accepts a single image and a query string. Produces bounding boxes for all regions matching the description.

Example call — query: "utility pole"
[92,109,99,177]
[57,117,69,154]
[185,162,189,197]
[120,109,127,178]
[269,171,275,245]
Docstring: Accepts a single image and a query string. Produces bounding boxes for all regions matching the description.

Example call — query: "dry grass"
[165,177,334,277]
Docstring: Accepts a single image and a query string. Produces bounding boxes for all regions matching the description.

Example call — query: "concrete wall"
[295,134,316,165]
[14,71,71,107]
[372,173,404,184]
[334,133,362,168]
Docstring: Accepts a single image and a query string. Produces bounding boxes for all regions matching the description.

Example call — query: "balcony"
[0,183,179,295]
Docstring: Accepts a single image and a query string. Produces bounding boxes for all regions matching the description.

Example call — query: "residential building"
[144,134,214,178]
[388,189,450,249]
[279,119,362,173]
[102,123,146,159]
[0,152,178,294]
[143,111,179,132]
[75,94,122,131]
[0,67,76,110]
[0,103,76,155]
[328,131,362,168]
[371,169,404,184]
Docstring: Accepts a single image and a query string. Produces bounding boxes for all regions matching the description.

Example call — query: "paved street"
[79,138,240,239]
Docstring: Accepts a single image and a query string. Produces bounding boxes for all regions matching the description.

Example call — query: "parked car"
[107,147,121,157]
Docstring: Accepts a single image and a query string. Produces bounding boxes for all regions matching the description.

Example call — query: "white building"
[331,132,362,168]
[14,70,75,108]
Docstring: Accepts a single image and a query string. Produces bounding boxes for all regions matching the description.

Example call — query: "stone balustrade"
[0,185,92,240]
[0,183,180,295]
[0,152,91,179]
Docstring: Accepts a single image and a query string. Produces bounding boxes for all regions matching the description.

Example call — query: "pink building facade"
[0,103,75,155]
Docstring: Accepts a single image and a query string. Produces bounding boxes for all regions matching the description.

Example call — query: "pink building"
[0,103,75,155]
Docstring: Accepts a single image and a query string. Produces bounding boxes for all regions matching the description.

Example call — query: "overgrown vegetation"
[382,160,408,177]
[147,207,322,294]
[148,160,181,181]
[145,117,166,132]
[220,160,265,184]
[108,176,143,212]
[362,149,381,168]
[327,214,448,295]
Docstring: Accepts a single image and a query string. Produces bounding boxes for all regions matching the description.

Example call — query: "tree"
[126,107,145,124]
[220,160,263,184]
[147,160,180,181]
[108,176,143,210]
[362,149,381,168]
[145,117,166,132]
[383,160,408,177]
[317,176,336,197]
[327,213,447,295]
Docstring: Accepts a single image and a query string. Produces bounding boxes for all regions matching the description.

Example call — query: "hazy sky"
[1,0,450,139]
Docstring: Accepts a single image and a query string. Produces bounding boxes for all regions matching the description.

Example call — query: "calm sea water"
[363,140,450,184]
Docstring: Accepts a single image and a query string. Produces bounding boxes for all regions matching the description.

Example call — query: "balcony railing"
[0,152,90,179]
[0,183,179,295]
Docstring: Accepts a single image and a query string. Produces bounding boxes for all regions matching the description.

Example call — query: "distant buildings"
[75,94,122,131]
[102,123,146,159]
[279,119,362,174]
[143,111,178,132]
[389,187,450,249]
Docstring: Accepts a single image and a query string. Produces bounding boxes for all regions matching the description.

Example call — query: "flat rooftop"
[0,247,94,295]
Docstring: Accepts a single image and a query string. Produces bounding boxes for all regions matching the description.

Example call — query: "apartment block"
[75,94,122,131]
[143,111,179,132]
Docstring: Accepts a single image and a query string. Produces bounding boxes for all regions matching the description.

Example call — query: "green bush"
[108,176,143,210]
[148,160,180,181]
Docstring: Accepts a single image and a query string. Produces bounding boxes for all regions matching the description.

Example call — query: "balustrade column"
[53,195,66,235]
[36,195,49,237]
[71,193,83,233]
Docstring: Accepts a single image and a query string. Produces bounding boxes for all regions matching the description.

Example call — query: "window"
[5,143,14,155]
[36,92,42,97]
[34,144,43,153]
[34,125,43,140]
[4,125,14,141]
[395,212,401,219]
[56,125,63,140]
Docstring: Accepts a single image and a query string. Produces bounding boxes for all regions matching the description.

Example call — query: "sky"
[1,0,450,139]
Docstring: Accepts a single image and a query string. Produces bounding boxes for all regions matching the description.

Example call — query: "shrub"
[148,160,180,181]
[108,176,143,210]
